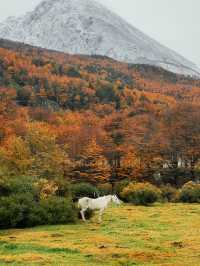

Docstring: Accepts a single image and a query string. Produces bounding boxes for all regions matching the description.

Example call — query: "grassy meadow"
[0,203,199,266]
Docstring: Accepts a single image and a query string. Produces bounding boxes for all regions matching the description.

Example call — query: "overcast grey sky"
[0,0,200,67]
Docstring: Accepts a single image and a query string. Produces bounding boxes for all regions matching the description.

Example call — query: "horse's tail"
[77,199,81,209]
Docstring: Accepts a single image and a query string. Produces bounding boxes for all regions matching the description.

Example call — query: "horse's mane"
[104,195,112,198]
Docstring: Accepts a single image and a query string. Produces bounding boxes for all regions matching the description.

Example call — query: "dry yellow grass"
[0,203,200,266]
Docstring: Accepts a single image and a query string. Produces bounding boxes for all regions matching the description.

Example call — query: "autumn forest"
[0,39,200,190]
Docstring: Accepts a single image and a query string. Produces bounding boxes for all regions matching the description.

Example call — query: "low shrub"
[0,177,11,196]
[121,182,161,205]
[71,182,99,201]
[5,176,39,198]
[35,178,71,198]
[0,194,26,228]
[179,181,200,203]
[0,193,40,228]
[114,179,130,197]
[40,197,77,224]
[0,177,77,229]
[160,185,179,202]
[0,194,77,229]
[35,178,59,199]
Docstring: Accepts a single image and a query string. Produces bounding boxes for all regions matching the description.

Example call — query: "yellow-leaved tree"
[73,138,110,184]
[0,136,33,177]
[25,122,71,179]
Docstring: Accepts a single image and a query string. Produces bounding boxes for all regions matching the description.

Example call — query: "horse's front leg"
[80,208,87,222]
[98,208,104,223]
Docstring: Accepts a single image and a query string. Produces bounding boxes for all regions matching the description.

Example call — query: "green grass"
[0,203,200,265]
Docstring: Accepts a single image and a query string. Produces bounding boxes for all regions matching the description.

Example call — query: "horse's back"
[78,196,112,210]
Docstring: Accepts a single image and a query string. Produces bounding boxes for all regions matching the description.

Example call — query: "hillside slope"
[0,39,200,185]
[0,38,200,109]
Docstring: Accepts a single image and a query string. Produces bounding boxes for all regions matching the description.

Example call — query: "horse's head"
[111,195,121,205]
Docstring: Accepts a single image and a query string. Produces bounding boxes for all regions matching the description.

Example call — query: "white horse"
[78,195,121,223]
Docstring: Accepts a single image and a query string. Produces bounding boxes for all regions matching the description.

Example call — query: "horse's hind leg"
[80,209,87,222]
[98,209,104,223]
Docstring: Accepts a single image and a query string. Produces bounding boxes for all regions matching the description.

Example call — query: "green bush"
[0,177,11,196]
[40,197,77,224]
[0,177,77,229]
[121,182,161,205]
[0,194,77,229]
[179,181,200,203]
[71,182,99,201]
[0,195,25,228]
[6,176,39,198]
[160,185,179,202]
[114,179,130,197]
[0,193,39,228]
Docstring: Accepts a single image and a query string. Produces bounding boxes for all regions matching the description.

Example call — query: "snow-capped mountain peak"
[0,0,199,76]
